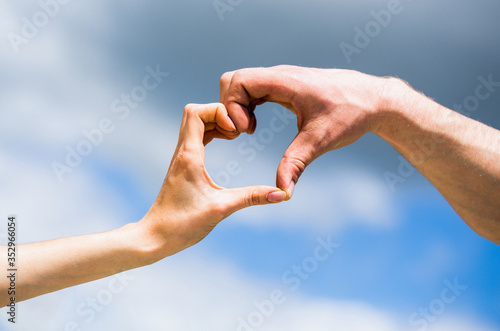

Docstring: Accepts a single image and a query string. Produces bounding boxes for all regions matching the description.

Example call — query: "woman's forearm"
[0,102,284,306]
[376,79,500,243]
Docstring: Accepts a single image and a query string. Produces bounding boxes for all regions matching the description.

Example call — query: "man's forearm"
[376,78,500,243]
[0,222,161,306]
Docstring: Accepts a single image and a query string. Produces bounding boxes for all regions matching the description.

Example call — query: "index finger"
[220,67,294,134]
[220,69,257,134]
[180,103,235,155]
[219,70,235,104]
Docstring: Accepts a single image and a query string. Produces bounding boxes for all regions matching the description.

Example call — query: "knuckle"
[183,103,196,115]
[183,104,202,120]
[245,188,261,207]
[283,154,307,178]
[214,102,225,114]
[220,71,235,87]
[230,71,242,85]
[230,69,250,85]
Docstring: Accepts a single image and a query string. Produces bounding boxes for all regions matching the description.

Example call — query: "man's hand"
[220,65,392,198]
[220,65,500,244]
[140,103,286,257]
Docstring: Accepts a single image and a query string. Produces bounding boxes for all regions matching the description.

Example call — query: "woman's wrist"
[117,221,170,267]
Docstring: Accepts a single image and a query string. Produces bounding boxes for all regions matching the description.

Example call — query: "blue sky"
[0,0,499,330]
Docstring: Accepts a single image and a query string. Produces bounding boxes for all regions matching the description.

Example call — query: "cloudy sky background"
[0,0,499,330]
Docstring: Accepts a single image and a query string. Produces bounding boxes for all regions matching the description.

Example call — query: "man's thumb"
[277,131,320,200]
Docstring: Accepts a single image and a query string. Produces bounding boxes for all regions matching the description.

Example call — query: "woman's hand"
[139,103,286,259]
[1,103,285,306]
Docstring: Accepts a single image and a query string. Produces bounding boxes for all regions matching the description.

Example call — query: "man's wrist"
[371,75,448,157]
[372,76,422,137]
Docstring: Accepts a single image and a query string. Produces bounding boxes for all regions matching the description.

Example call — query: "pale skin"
[0,103,286,306]
[220,65,500,244]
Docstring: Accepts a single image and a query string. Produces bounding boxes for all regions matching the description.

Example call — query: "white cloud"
[3,253,497,331]
[0,2,498,331]
[0,152,123,243]
[229,166,398,233]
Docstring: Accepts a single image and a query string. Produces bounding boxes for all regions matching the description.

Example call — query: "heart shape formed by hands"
[141,103,286,257]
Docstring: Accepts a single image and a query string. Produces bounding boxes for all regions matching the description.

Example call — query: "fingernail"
[227,115,237,132]
[286,180,295,200]
[267,191,286,203]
